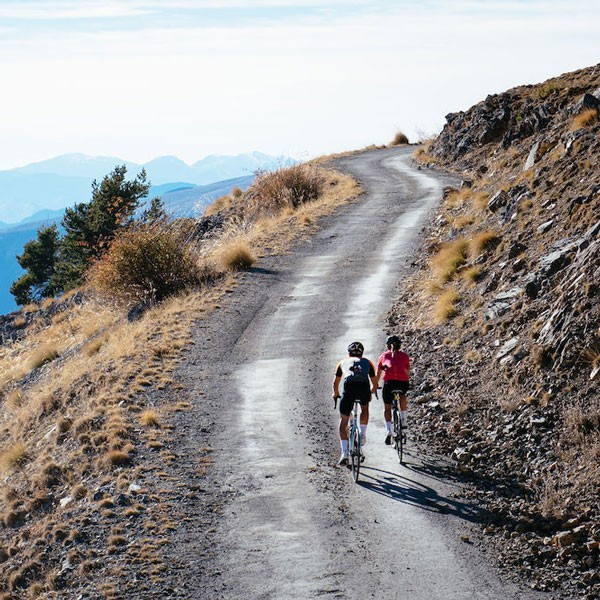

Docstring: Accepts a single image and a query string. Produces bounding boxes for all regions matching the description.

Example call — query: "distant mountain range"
[0,151,286,315]
[0,151,285,225]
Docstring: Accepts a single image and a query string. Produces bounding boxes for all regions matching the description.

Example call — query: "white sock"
[341,440,348,453]
[401,411,407,426]
[385,421,392,433]
[360,425,367,437]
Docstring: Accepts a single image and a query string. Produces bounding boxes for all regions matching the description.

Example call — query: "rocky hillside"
[393,64,599,596]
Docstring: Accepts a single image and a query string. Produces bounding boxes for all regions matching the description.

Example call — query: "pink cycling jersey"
[376,350,409,382]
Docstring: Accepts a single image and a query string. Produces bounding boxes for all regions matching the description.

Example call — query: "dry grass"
[433,288,460,323]
[28,344,59,370]
[413,140,436,164]
[140,410,160,428]
[469,230,500,258]
[0,443,29,471]
[390,130,409,145]
[462,266,483,283]
[430,238,468,282]
[219,241,256,271]
[571,108,598,130]
[246,164,325,214]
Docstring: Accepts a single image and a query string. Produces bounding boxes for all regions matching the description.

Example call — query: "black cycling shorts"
[339,380,371,416]
[382,380,409,405]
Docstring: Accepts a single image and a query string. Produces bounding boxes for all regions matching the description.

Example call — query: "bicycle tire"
[393,408,403,464]
[351,423,361,482]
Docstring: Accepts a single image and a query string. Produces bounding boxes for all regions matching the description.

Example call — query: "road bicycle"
[334,396,363,483]
[391,389,406,464]
[348,399,363,483]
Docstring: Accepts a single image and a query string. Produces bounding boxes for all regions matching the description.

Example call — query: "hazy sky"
[1,0,599,169]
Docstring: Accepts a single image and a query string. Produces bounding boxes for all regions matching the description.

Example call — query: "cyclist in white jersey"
[332,342,378,465]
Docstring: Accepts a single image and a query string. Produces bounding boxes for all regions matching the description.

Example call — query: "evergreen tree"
[10,165,152,303]
[141,196,168,224]
[10,224,60,304]
[56,165,150,289]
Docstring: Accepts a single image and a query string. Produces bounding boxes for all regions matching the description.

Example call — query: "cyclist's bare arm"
[332,374,341,399]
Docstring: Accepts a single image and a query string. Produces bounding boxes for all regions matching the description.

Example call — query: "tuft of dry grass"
[462,266,483,283]
[219,241,256,271]
[140,410,160,427]
[431,238,469,282]
[104,450,132,468]
[390,130,409,145]
[469,230,500,258]
[0,442,29,471]
[571,108,598,130]
[28,344,59,370]
[433,288,460,323]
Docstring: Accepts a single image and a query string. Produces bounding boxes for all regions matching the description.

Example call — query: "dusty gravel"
[153,147,549,599]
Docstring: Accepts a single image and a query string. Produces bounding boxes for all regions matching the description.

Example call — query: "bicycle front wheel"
[351,426,361,482]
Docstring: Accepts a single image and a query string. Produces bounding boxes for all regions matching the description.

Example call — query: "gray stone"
[488,190,509,212]
[539,248,572,278]
[537,220,554,234]
[524,140,540,170]
[496,337,520,359]
[486,287,523,319]
[571,92,600,114]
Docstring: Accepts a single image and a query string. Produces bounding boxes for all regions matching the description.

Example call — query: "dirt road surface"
[164,147,545,599]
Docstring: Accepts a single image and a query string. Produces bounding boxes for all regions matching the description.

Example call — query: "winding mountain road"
[169,146,544,599]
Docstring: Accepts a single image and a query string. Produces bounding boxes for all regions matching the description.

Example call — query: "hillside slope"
[393,64,599,594]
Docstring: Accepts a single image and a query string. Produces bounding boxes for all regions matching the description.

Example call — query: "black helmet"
[347,341,364,357]
[386,335,401,348]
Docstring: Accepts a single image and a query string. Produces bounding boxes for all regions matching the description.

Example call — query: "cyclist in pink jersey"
[375,335,410,445]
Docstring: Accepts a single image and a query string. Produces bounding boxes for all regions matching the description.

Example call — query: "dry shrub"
[571,108,598,130]
[469,230,500,258]
[0,443,29,471]
[390,130,409,145]
[219,241,256,271]
[245,164,324,215]
[434,288,460,323]
[431,238,468,282]
[87,222,206,304]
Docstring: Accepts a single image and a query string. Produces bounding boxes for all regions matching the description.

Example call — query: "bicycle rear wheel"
[393,410,403,464]
[350,424,361,482]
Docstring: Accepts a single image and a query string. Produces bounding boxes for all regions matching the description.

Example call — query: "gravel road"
[165,146,546,599]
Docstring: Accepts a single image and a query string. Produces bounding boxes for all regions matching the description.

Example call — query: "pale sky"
[1,0,599,170]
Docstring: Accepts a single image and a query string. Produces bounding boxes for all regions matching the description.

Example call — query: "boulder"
[571,93,600,115]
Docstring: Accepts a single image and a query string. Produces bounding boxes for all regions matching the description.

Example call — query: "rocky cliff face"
[394,64,599,596]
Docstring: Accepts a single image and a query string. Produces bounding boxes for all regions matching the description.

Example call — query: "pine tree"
[56,165,150,290]
[10,224,60,304]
